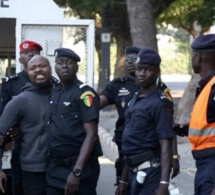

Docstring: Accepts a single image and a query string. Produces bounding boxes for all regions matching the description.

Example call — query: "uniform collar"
[199,71,215,89]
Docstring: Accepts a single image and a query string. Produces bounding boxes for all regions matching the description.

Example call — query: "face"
[125,53,138,76]
[135,65,160,88]
[191,51,201,74]
[19,50,40,69]
[27,56,52,86]
[55,58,78,84]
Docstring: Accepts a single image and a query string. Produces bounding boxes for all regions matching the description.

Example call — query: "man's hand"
[173,124,189,137]
[0,171,6,193]
[0,136,4,146]
[6,128,20,141]
[64,172,80,195]
[171,159,180,179]
[154,184,169,195]
[115,183,128,195]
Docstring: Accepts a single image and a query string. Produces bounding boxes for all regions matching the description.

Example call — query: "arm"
[0,145,6,193]
[171,133,180,179]
[64,120,98,195]
[100,95,109,109]
[154,138,173,195]
[115,163,129,195]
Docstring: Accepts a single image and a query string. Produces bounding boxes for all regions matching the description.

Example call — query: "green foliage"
[158,27,191,74]
[157,0,215,33]
[54,0,102,18]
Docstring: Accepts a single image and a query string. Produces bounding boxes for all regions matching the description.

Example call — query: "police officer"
[0,40,43,195]
[46,48,102,195]
[117,48,174,195]
[100,46,140,185]
[178,34,215,195]
[101,46,179,187]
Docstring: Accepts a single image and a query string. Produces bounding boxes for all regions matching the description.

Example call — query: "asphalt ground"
[98,109,195,195]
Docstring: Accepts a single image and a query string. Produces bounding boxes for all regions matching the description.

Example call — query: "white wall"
[0,0,63,20]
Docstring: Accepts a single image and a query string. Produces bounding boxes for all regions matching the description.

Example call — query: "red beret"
[19,40,43,52]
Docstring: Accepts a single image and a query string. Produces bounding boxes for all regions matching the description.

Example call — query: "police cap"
[125,46,140,55]
[136,48,161,66]
[191,34,215,51]
[20,40,43,52]
[54,48,81,62]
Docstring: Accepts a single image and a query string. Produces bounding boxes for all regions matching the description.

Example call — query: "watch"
[72,169,82,177]
[173,154,180,160]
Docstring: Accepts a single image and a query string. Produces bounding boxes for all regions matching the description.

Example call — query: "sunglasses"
[125,55,137,63]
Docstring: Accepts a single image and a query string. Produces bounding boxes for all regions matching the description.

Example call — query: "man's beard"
[33,80,50,88]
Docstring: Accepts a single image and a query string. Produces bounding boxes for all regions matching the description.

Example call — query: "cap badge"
[63,102,71,106]
[136,56,140,64]
[23,43,29,49]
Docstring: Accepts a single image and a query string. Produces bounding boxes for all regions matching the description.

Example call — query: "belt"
[124,150,159,166]
[132,161,160,172]
[192,147,215,160]
[47,152,79,166]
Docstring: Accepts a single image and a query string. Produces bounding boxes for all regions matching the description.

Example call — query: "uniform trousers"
[129,166,161,195]
[11,141,23,195]
[194,156,215,195]
[46,158,100,195]
[22,171,46,195]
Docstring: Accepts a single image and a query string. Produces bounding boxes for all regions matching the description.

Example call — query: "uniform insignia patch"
[63,102,71,106]
[118,88,130,96]
[80,91,95,107]
[23,43,29,49]
[160,93,169,100]
[163,88,173,101]
[121,99,126,108]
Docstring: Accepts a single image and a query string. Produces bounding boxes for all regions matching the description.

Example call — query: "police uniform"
[101,77,139,147]
[188,34,215,195]
[0,71,30,114]
[121,48,174,194]
[0,40,43,195]
[46,48,102,194]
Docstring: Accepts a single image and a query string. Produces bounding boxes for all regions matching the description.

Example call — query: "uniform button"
[75,115,78,118]
[47,121,50,125]
[60,115,63,118]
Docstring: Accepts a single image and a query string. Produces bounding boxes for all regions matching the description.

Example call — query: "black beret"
[125,46,140,55]
[191,34,215,51]
[54,48,81,62]
[136,48,161,66]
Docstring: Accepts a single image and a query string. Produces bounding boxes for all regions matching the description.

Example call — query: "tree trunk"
[114,32,132,78]
[126,0,158,50]
[175,73,201,143]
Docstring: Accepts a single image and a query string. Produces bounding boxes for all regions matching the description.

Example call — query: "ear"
[196,52,201,63]
[19,58,23,64]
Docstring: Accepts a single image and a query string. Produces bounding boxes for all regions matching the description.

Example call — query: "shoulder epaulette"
[51,76,59,84]
[113,77,127,83]
[79,83,88,89]
[159,90,173,102]
[2,74,19,82]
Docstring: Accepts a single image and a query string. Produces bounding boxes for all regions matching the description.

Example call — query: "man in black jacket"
[0,40,43,195]
[0,55,54,195]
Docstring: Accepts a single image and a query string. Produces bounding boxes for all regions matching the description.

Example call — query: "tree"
[157,0,215,126]
[53,0,177,93]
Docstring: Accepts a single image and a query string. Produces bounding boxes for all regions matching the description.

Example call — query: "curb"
[98,126,118,154]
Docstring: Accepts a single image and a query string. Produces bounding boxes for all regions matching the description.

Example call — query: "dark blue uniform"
[121,87,174,194]
[101,77,139,147]
[193,72,215,195]
[101,77,139,185]
[47,79,102,194]
[0,70,30,195]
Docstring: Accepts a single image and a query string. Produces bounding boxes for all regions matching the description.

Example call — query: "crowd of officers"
[0,34,213,195]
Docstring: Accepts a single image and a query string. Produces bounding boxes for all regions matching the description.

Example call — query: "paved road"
[97,75,195,195]
[98,110,195,195]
